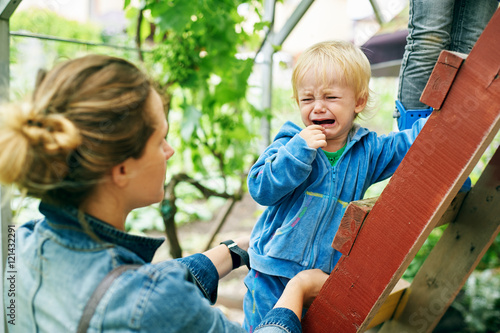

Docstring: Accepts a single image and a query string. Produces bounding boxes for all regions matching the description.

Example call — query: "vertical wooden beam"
[302,8,500,332]
[379,147,500,332]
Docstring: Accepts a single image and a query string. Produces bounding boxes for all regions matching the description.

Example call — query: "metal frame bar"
[10,31,151,52]
[260,0,314,148]
[0,0,20,20]
[368,0,384,24]
[1,1,21,331]
[272,0,314,47]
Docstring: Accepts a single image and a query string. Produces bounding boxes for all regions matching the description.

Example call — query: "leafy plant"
[452,269,500,332]
[9,8,138,99]
[9,3,266,259]
[123,0,265,257]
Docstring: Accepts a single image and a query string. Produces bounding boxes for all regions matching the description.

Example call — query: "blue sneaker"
[394,100,471,193]
[394,100,433,131]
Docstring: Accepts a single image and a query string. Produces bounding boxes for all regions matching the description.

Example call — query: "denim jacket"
[7,202,302,333]
[248,119,426,279]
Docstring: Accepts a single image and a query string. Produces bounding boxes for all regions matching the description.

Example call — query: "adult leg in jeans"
[397,0,455,111]
[396,0,497,191]
[449,0,497,54]
[397,0,497,112]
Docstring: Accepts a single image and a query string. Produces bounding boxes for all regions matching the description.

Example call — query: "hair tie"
[26,119,43,127]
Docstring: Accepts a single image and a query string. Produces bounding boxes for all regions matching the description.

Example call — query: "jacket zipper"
[305,162,336,269]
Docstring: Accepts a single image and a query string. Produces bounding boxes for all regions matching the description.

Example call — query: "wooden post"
[302,8,500,332]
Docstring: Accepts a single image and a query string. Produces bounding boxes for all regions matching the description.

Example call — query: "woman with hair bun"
[0,55,328,333]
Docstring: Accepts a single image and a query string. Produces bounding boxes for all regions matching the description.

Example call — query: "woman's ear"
[111,162,129,188]
[354,95,368,114]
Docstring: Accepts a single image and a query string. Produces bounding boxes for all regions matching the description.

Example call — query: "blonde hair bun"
[0,102,81,186]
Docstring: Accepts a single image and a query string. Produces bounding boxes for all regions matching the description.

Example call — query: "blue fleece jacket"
[247,119,426,279]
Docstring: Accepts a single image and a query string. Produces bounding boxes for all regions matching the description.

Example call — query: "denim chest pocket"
[264,191,329,265]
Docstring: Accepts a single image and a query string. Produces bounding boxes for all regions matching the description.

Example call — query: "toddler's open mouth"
[312,119,335,125]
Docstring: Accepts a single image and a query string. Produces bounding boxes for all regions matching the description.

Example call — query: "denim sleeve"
[177,255,302,333]
[117,256,302,333]
[248,134,317,206]
[255,308,302,333]
[121,257,247,332]
[177,253,219,304]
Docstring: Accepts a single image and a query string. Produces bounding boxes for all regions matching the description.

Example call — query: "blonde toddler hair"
[292,40,372,114]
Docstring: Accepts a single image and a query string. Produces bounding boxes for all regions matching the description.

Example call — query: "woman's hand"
[291,269,329,308]
[274,269,329,320]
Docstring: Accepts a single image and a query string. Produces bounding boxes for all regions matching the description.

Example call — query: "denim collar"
[39,201,165,262]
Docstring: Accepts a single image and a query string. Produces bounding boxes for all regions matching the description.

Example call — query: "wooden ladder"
[302,8,500,333]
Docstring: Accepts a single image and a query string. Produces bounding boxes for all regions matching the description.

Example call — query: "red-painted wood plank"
[331,197,377,255]
[420,51,466,109]
[303,8,500,332]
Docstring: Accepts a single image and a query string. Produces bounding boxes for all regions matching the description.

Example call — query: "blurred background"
[2,0,499,331]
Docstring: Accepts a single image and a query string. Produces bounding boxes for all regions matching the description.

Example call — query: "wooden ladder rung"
[332,192,467,257]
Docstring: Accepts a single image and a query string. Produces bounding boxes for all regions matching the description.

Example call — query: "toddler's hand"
[299,125,326,149]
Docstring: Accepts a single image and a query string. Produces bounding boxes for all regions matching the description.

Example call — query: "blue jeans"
[397,0,498,110]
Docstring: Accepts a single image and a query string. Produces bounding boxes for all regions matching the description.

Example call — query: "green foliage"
[477,233,500,270]
[124,0,265,226]
[11,9,102,40]
[10,9,103,57]
[10,3,266,231]
[402,225,446,281]
[125,205,164,233]
[9,8,138,100]
[452,269,500,332]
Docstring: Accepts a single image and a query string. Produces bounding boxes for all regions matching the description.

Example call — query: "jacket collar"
[39,201,165,262]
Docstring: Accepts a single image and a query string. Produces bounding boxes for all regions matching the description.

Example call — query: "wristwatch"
[220,240,251,270]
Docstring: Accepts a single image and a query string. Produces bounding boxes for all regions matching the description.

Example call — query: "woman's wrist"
[232,236,250,251]
[273,279,305,319]
[202,235,251,279]
[220,239,250,270]
[274,269,329,320]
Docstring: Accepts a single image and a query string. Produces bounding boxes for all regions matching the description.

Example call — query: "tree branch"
[174,173,234,200]
[135,9,144,62]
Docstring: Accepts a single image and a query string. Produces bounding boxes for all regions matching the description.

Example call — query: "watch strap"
[220,240,250,270]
